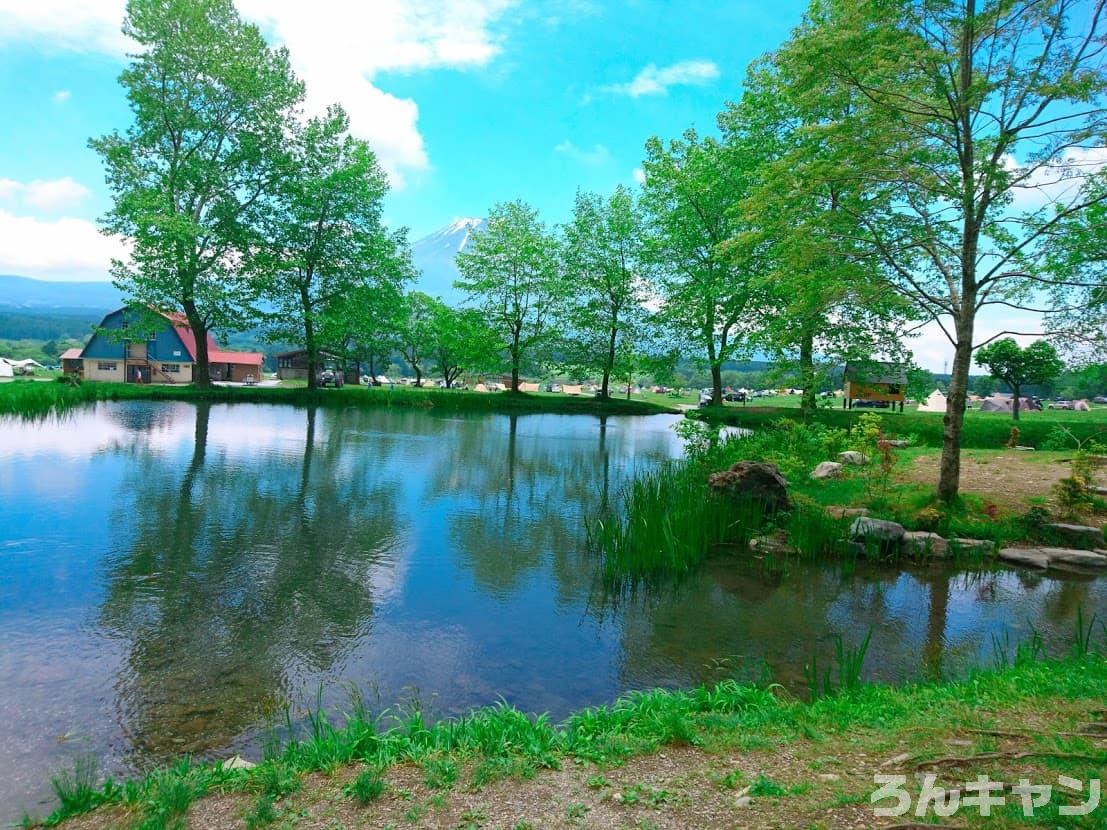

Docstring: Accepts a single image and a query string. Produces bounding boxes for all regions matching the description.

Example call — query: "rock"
[884,439,909,448]
[1044,523,1105,549]
[838,451,869,465]
[708,461,790,513]
[223,755,255,770]
[950,538,995,556]
[826,506,870,519]
[903,531,949,558]
[810,461,843,480]
[1037,547,1107,568]
[1092,486,1107,497]
[998,548,1049,569]
[1014,445,1035,451]
[817,773,841,782]
[850,518,906,555]
[749,531,795,555]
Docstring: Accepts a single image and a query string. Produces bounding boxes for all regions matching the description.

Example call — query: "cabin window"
[160,363,180,374]
[97,362,117,372]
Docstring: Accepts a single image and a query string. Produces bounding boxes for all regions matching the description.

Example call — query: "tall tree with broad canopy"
[779,0,1107,500]
[974,338,1064,419]
[427,302,501,388]
[398,291,437,386]
[719,62,911,416]
[90,0,303,387]
[258,105,412,389]
[639,129,763,406]
[560,187,651,399]
[455,201,563,392]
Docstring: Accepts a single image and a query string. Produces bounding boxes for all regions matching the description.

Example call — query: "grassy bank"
[32,649,1107,829]
[696,403,1107,449]
[0,380,678,419]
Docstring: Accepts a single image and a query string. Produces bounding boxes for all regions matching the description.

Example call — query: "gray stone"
[826,506,870,519]
[1092,486,1107,497]
[1044,523,1106,549]
[708,461,790,513]
[885,439,910,448]
[223,755,255,770]
[951,538,996,556]
[1014,445,1036,451]
[903,531,950,558]
[810,461,843,480]
[850,517,906,545]
[998,547,1049,569]
[838,450,869,465]
[1038,547,1107,568]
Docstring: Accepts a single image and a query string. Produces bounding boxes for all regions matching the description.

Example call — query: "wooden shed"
[843,362,907,411]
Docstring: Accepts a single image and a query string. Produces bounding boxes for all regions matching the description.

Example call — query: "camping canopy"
[917,389,947,413]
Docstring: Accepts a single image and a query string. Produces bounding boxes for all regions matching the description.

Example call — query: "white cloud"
[0,209,127,281]
[0,176,91,213]
[632,167,646,185]
[1004,146,1107,210]
[554,140,611,166]
[52,89,71,104]
[0,0,516,185]
[602,59,720,98]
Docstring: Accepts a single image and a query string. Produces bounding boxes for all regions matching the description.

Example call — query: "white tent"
[0,361,12,379]
[917,389,948,413]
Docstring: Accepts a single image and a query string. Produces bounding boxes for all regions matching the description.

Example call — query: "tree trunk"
[414,363,422,386]
[710,363,723,406]
[510,332,521,393]
[182,301,212,388]
[301,284,317,390]
[601,323,618,400]
[937,320,974,502]
[1011,382,1021,421]
[799,328,817,416]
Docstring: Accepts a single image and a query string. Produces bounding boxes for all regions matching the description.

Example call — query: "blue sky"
[0,0,806,258]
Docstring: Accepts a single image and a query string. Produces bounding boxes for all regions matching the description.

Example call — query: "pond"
[1,401,1105,820]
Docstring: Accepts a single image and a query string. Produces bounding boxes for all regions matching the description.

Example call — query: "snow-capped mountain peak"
[411,218,486,302]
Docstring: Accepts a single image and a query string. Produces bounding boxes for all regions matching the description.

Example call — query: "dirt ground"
[63,697,1107,830]
[904,450,1078,512]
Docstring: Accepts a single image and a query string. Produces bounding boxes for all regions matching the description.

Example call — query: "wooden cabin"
[842,362,907,411]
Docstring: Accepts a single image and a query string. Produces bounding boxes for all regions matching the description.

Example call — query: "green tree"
[258,106,411,389]
[560,187,650,398]
[455,201,563,392]
[720,60,910,416]
[973,375,997,397]
[639,130,762,405]
[974,338,1064,420]
[427,303,501,388]
[90,0,303,387]
[782,0,1107,500]
[398,291,436,385]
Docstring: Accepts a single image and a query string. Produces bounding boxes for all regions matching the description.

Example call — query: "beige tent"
[917,389,947,413]
[519,382,541,392]
[1075,400,1091,411]
[473,383,489,393]
[563,384,583,396]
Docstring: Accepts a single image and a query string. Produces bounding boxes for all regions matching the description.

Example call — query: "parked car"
[853,399,891,408]
[723,390,747,402]
[545,382,562,393]
[1093,396,1107,405]
[1049,400,1074,410]
[317,369,344,388]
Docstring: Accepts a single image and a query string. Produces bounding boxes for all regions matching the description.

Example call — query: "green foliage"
[243,794,276,829]
[90,0,304,383]
[345,768,385,805]
[974,339,1065,420]
[455,201,563,391]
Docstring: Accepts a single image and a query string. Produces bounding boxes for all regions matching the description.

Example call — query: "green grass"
[33,649,1107,828]
[0,379,678,418]
[696,403,1107,449]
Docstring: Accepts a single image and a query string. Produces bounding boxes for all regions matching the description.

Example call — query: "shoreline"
[30,654,1107,828]
[0,381,680,419]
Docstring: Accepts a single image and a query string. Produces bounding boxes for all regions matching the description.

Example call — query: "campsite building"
[276,349,358,383]
[842,362,907,411]
[59,348,84,376]
[73,308,263,384]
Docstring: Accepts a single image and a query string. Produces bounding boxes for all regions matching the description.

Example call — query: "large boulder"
[810,461,843,480]
[998,548,1049,569]
[903,531,949,558]
[838,451,869,466]
[850,517,906,555]
[1044,523,1105,549]
[826,506,870,519]
[951,538,996,557]
[708,461,791,513]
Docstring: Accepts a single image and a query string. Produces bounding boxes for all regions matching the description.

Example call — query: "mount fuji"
[410,217,484,304]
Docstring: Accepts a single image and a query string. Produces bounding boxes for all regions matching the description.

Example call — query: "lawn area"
[0,379,681,418]
[40,656,1107,829]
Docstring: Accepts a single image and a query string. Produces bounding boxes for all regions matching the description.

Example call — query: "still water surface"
[1,402,1104,819]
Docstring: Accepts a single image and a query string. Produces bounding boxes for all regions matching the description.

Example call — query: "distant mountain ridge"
[410,218,484,304]
[0,275,123,313]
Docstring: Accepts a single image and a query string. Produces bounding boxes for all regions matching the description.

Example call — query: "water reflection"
[1,401,1105,822]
